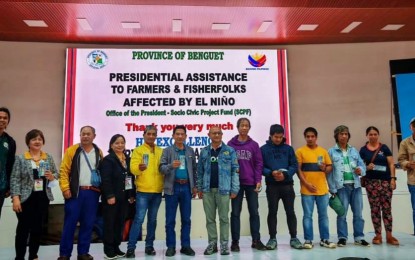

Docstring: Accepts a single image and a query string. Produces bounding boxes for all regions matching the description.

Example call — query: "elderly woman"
[11,129,58,260]
[100,134,135,259]
[359,126,399,245]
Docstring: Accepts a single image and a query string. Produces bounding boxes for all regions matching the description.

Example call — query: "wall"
[1,40,414,247]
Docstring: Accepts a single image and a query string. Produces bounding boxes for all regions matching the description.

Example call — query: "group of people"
[1,105,415,260]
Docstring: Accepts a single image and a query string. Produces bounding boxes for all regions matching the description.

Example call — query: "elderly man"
[197,126,239,256]
[0,107,16,220]
[58,126,103,260]
[160,125,197,257]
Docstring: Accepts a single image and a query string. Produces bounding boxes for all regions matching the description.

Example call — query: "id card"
[34,179,44,191]
[373,165,387,172]
[125,176,133,190]
[179,155,186,170]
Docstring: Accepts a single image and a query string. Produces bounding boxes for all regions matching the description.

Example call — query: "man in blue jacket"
[261,124,303,250]
[327,125,369,247]
[197,126,239,256]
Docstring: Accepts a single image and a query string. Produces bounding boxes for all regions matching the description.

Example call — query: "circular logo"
[87,50,108,69]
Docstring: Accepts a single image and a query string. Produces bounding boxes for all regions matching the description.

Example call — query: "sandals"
[386,236,399,246]
[372,234,382,245]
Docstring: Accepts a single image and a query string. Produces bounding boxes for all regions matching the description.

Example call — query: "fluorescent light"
[341,21,362,33]
[172,19,182,32]
[23,20,48,27]
[212,23,230,30]
[257,21,272,33]
[297,24,318,31]
[121,22,141,29]
[381,24,405,31]
[77,18,92,31]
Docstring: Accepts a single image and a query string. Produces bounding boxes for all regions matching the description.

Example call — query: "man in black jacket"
[0,107,16,220]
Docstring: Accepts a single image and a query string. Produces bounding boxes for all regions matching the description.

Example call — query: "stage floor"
[1,232,414,260]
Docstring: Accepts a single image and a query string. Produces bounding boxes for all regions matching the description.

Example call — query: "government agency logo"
[87,50,108,69]
[246,52,269,70]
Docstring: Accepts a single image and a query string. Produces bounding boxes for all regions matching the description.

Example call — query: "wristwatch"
[391,177,397,180]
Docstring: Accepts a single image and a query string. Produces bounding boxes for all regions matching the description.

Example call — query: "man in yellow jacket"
[126,125,164,258]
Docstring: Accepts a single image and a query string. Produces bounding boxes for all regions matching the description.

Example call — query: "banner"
[64,49,289,157]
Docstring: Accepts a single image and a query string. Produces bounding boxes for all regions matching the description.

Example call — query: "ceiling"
[1,0,415,45]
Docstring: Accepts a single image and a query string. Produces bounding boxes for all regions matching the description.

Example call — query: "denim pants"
[202,188,230,244]
[127,192,162,250]
[231,185,260,241]
[165,183,192,248]
[336,184,365,240]
[266,184,297,239]
[408,184,415,234]
[59,190,100,257]
[301,194,330,241]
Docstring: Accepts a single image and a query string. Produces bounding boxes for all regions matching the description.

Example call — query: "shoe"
[204,242,218,255]
[77,254,94,260]
[180,247,195,256]
[386,236,399,246]
[337,238,347,247]
[145,246,156,255]
[125,249,135,258]
[251,239,267,250]
[355,239,370,247]
[290,238,303,249]
[165,247,176,257]
[266,238,277,250]
[220,243,230,255]
[57,257,70,260]
[372,234,382,244]
[320,239,336,248]
[115,248,125,257]
[231,240,240,252]
[303,240,313,249]
[104,253,118,260]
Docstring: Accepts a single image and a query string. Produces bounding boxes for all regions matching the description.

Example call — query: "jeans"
[336,185,364,240]
[266,184,297,239]
[202,188,230,244]
[408,184,415,234]
[165,183,192,248]
[127,192,162,250]
[301,194,330,241]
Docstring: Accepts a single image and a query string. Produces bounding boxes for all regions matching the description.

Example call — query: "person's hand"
[107,197,116,205]
[390,179,397,190]
[305,182,317,193]
[192,187,197,198]
[128,197,135,204]
[367,163,375,171]
[409,162,415,170]
[44,170,55,181]
[139,163,147,171]
[230,193,237,199]
[4,190,10,198]
[12,197,22,213]
[197,191,203,199]
[318,163,326,172]
[63,190,72,199]
[172,160,181,169]
[254,183,262,193]
[354,167,362,175]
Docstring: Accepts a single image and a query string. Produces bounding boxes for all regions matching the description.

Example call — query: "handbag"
[361,144,382,188]
[329,194,345,216]
[82,150,101,187]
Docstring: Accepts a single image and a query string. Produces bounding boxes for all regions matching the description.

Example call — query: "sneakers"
[115,248,125,257]
[220,243,230,255]
[290,238,303,249]
[320,239,336,248]
[266,238,277,250]
[180,247,195,256]
[303,240,313,249]
[125,249,135,258]
[251,240,267,250]
[77,254,93,260]
[231,240,240,252]
[337,238,347,247]
[104,253,117,260]
[57,257,70,260]
[204,242,218,255]
[145,246,156,256]
[165,247,176,257]
[355,239,371,247]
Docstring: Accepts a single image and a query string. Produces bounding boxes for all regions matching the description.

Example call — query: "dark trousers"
[0,189,5,219]
[15,191,49,260]
[266,184,297,239]
[231,185,261,241]
[102,197,127,255]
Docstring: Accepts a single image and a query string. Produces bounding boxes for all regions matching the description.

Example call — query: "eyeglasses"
[210,132,223,136]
